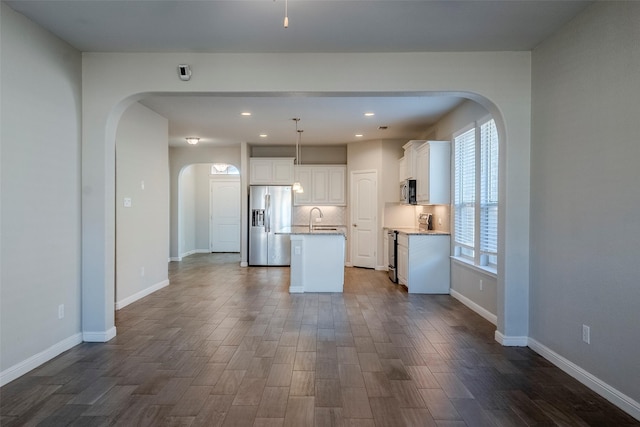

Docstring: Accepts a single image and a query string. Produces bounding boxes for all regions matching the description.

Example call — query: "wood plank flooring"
[1,253,638,426]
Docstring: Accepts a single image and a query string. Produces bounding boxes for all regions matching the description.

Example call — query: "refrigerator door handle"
[264,194,271,233]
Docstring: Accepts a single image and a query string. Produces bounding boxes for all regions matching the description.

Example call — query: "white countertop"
[277,226,346,236]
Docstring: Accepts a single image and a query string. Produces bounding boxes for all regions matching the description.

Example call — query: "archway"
[81,52,532,347]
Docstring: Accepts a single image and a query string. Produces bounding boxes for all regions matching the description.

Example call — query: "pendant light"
[284,0,289,28]
[292,118,304,194]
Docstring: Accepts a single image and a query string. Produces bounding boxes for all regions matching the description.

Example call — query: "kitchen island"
[277,226,346,293]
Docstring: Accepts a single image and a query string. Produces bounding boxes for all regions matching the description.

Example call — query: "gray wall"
[0,3,82,376]
[115,103,169,306]
[251,145,347,164]
[530,2,640,402]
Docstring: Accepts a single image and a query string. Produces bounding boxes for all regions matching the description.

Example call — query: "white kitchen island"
[277,226,346,293]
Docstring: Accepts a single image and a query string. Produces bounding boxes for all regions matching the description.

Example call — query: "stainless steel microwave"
[400,179,417,204]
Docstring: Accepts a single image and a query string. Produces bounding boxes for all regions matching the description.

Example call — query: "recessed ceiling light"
[364,112,375,117]
[355,134,364,138]
[241,112,252,116]
[259,134,268,138]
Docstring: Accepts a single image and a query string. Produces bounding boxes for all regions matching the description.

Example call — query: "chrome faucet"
[309,207,324,231]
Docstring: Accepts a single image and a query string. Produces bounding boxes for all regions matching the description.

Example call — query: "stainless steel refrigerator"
[249,185,292,266]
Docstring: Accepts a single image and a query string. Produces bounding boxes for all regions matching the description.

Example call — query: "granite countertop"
[385,226,451,236]
[277,225,347,236]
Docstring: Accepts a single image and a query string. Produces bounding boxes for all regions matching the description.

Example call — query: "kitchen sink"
[312,226,338,231]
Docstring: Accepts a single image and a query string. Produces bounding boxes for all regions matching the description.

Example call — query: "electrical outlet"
[124,197,132,208]
[58,304,64,319]
[438,217,442,226]
[140,267,145,277]
[582,324,590,344]
[479,279,483,291]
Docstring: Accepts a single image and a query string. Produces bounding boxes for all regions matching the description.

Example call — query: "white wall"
[426,100,498,320]
[115,103,169,308]
[168,145,241,259]
[530,1,640,411]
[0,3,83,382]
[347,139,406,268]
[179,164,197,257]
[195,164,212,251]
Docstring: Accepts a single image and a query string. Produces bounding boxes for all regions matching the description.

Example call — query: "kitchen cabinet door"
[397,242,408,285]
[294,165,346,206]
[294,166,312,205]
[415,141,450,205]
[327,167,346,205]
[250,158,294,185]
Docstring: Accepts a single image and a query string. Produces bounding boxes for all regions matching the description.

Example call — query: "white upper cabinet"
[250,158,294,185]
[294,165,346,206]
[399,140,426,180]
[415,141,450,205]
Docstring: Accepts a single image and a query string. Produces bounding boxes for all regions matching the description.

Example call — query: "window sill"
[450,256,497,278]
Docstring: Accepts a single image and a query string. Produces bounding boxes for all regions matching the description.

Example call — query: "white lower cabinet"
[397,233,450,294]
[294,165,346,206]
[397,239,409,285]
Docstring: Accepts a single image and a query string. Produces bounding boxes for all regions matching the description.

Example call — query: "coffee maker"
[417,213,433,231]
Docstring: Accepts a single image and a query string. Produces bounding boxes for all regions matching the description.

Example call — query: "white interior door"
[350,170,377,268]
[210,177,241,252]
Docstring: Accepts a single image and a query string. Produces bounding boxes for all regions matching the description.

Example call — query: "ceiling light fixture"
[241,112,252,116]
[364,112,375,117]
[186,137,199,145]
[259,134,268,138]
[292,118,304,194]
[213,163,228,173]
[355,134,363,137]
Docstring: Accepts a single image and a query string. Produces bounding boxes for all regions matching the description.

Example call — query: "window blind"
[480,120,498,256]
[454,128,476,252]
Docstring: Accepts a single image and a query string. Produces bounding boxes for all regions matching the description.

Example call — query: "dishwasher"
[387,230,398,283]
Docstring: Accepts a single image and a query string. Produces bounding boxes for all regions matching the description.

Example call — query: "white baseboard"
[83,326,117,343]
[0,332,83,386]
[344,262,353,267]
[375,265,388,271]
[169,256,182,262]
[528,338,640,422]
[494,331,528,347]
[195,249,210,254]
[289,286,304,293]
[115,279,170,310]
[180,250,196,258]
[450,289,497,325]
[240,261,248,267]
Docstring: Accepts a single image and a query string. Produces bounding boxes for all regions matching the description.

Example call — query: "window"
[210,164,239,175]
[453,118,498,269]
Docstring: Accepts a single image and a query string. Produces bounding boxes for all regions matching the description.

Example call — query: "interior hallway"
[1,254,637,426]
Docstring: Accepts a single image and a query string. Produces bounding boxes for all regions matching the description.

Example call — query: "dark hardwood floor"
[1,253,637,426]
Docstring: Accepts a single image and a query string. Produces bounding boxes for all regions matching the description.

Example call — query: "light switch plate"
[124,197,132,208]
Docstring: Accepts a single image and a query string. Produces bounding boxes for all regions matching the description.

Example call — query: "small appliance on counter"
[400,179,416,205]
[418,213,433,231]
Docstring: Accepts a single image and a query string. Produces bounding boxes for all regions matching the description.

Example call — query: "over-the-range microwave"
[400,179,417,205]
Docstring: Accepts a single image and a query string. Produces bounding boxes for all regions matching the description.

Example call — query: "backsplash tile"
[293,206,346,226]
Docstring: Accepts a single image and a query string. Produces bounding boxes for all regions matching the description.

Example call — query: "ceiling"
[6,0,593,147]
